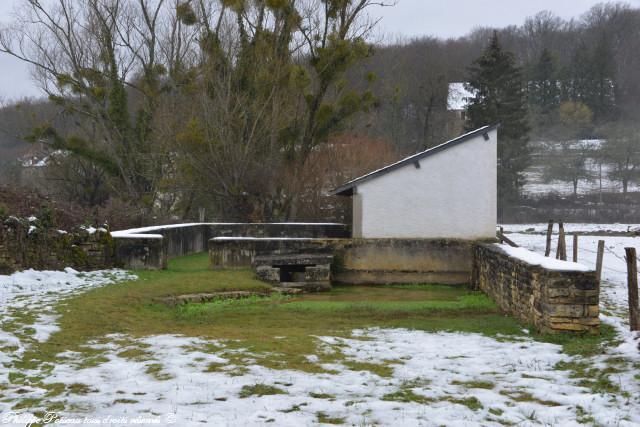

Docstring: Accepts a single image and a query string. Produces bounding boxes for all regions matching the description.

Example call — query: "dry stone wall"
[0,217,116,273]
[472,243,599,333]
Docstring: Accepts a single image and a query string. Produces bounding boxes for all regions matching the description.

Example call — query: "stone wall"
[114,236,167,270]
[210,237,476,285]
[0,217,116,273]
[209,238,335,268]
[472,243,599,333]
[332,239,475,285]
[115,223,349,269]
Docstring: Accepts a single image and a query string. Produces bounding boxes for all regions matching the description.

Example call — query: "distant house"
[446,82,475,136]
[330,125,497,240]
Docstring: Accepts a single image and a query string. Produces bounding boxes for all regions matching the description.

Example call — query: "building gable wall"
[355,129,497,239]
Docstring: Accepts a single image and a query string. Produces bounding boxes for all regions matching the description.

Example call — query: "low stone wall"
[113,236,167,270]
[210,237,476,285]
[0,218,116,273]
[115,223,348,269]
[332,239,475,285]
[209,238,335,268]
[472,243,599,333]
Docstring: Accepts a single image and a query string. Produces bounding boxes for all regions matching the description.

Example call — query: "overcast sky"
[0,0,637,101]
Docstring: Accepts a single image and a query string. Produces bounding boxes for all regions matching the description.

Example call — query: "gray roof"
[330,125,498,196]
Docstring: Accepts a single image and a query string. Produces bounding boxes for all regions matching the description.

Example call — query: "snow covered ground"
[1,228,639,426]
[521,140,640,196]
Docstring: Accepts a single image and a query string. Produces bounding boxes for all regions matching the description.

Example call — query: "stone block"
[305,265,331,282]
[256,266,280,282]
[549,322,592,332]
[278,281,332,292]
[546,304,586,318]
[585,305,599,318]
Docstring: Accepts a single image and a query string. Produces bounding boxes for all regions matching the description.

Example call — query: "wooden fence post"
[625,247,639,331]
[573,234,578,263]
[545,220,553,257]
[556,222,567,261]
[499,226,504,244]
[596,240,605,286]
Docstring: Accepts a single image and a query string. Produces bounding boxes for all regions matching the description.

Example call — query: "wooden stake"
[556,222,567,261]
[573,234,578,263]
[545,220,553,257]
[499,226,504,244]
[499,233,519,248]
[624,247,639,331]
[595,240,605,286]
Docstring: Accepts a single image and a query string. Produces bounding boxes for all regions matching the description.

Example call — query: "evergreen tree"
[530,48,559,113]
[466,32,530,208]
[588,33,617,120]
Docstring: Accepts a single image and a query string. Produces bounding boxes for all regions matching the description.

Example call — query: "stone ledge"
[154,291,271,307]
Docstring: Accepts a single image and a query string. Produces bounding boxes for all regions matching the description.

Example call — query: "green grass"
[382,388,434,404]
[11,252,522,375]
[316,411,346,424]
[10,251,618,385]
[239,384,287,398]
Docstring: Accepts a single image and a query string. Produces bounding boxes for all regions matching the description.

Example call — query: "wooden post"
[545,220,553,257]
[499,226,504,244]
[625,247,639,331]
[573,234,578,263]
[561,223,567,260]
[595,240,605,286]
[556,222,567,261]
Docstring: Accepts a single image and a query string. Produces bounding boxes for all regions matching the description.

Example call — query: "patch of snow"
[0,267,136,420]
[110,233,164,239]
[27,216,37,222]
[27,225,36,234]
[81,225,97,234]
[500,223,640,234]
[0,268,136,355]
[495,243,592,272]
[505,225,640,364]
[15,329,634,426]
[111,222,343,236]
[211,237,315,241]
[447,82,475,111]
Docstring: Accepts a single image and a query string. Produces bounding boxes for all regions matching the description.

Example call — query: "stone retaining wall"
[0,218,116,273]
[472,243,599,333]
[332,239,475,285]
[209,237,477,285]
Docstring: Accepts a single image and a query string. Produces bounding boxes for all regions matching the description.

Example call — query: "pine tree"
[466,31,530,208]
[530,48,559,114]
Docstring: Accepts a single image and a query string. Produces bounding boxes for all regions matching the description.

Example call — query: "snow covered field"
[521,140,640,196]
[1,227,639,426]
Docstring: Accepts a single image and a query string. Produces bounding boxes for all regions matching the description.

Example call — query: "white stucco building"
[331,125,498,240]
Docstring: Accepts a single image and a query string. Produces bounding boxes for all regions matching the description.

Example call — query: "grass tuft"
[239,384,287,398]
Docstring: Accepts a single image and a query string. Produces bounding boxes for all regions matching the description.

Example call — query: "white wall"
[355,129,497,239]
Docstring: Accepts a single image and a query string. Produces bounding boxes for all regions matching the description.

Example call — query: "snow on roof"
[447,82,475,111]
[495,244,592,272]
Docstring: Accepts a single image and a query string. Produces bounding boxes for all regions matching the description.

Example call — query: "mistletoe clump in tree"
[465,31,530,208]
